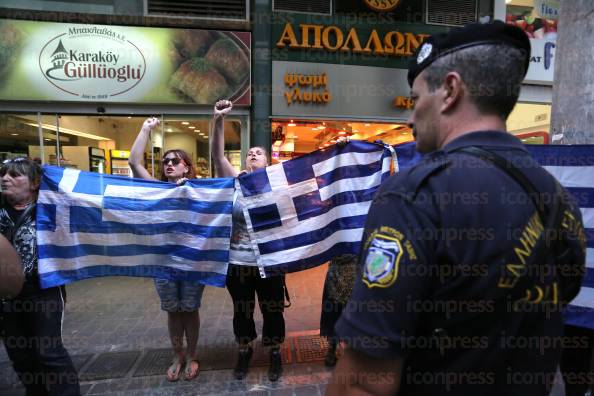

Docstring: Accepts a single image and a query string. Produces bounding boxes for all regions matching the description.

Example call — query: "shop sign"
[273,60,411,120]
[284,73,331,105]
[534,0,560,20]
[363,0,402,12]
[525,38,555,85]
[40,28,145,99]
[0,19,251,105]
[276,23,429,58]
[393,96,413,109]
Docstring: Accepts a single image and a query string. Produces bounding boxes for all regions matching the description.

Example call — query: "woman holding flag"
[0,157,81,395]
[129,118,203,382]
[212,100,286,382]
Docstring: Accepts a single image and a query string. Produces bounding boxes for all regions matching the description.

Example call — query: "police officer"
[326,21,586,396]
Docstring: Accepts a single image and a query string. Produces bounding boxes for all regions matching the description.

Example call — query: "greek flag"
[390,143,594,329]
[527,145,594,330]
[237,140,394,277]
[36,166,234,288]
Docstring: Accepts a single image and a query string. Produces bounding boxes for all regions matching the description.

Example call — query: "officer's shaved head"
[422,44,526,120]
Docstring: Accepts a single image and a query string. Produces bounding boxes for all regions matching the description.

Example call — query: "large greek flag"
[526,145,594,330]
[36,166,234,288]
[237,140,394,277]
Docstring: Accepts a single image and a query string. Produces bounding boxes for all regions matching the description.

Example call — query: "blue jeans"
[1,282,80,396]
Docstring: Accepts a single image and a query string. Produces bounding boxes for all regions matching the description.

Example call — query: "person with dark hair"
[212,100,286,382]
[129,118,203,382]
[0,157,81,396]
[327,21,586,396]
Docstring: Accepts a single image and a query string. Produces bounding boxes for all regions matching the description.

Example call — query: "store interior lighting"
[23,122,111,141]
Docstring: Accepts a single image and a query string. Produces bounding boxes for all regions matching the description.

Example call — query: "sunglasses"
[162,157,185,166]
[2,157,28,164]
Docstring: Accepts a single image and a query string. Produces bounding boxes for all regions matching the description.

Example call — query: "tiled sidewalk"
[0,265,330,395]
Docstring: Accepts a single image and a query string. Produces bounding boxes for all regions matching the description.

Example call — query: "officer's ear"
[440,72,463,114]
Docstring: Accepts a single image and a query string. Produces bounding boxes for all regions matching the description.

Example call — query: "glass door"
[162,115,245,178]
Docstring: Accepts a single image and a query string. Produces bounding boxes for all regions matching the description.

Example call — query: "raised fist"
[142,117,160,132]
[214,99,233,117]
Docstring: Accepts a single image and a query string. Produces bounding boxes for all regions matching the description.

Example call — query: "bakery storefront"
[0,19,251,176]
[269,13,448,161]
[270,0,559,158]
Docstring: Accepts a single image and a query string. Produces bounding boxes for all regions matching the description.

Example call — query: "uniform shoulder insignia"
[362,232,403,288]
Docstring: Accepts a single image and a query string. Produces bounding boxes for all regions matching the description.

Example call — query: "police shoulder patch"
[362,232,403,289]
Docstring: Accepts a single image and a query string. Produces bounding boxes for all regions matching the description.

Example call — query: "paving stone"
[294,385,320,396]
[132,349,172,378]
[72,354,93,372]
[79,383,93,395]
[269,388,294,396]
[80,351,140,381]
[125,376,163,390]
[0,268,331,394]
[294,336,328,363]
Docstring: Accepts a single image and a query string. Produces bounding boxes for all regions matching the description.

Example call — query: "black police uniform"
[336,130,586,396]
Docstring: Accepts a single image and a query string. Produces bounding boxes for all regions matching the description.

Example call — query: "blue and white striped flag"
[36,166,234,288]
[526,145,594,329]
[237,140,394,277]
[390,143,594,330]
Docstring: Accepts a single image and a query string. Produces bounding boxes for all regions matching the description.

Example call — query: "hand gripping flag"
[236,140,395,277]
[526,145,594,330]
[36,166,234,288]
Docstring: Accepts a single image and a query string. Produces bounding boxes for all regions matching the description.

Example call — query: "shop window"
[273,0,331,15]
[162,116,243,178]
[505,0,558,39]
[0,114,48,162]
[271,120,413,161]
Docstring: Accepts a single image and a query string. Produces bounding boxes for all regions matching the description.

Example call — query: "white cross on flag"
[236,140,394,277]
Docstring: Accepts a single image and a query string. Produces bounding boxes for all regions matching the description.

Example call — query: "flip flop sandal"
[166,355,184,382]
[183,357,200,381]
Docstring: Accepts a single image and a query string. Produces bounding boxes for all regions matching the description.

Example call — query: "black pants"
[560,324,594,396]
[226,264,285,346]
[1,284,80,396]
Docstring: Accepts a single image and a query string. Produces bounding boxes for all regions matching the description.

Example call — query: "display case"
[90,148,106,173]
[144,147,161,179]
[225,150,241,173]
[110,149,132,177]
[61,146,105,173]
[195,156,209,178]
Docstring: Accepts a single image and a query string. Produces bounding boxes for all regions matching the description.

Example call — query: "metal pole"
[37,112,45,165]
[55,114,61,167]
[150,121,155,177]
[160,114,165,172]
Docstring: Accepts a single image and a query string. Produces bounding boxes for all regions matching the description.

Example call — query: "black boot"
[233,346,253,380]
[268,347,283,382]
